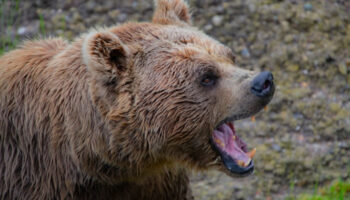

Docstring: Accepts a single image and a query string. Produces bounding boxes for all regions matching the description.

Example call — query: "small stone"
[117,13,127,22]
[241,47,251,58]
[281,20,290,30]
[304,3,313,11]
[215,6,224,14]
[86,1,96,12]
[248,4,256,12]
[287,64,299,72]
[72,12,82,23]
[212,15,223,26]
[17,27,26,35]
[272,144,281,152]
[108,9,120,19]
[329,102,341,112]
[264,162,275,172]
[204,24,213,31]
[338,63,348,75]
[284,35,294,43]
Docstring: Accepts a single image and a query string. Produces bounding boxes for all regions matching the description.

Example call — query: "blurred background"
[0,0,349,199]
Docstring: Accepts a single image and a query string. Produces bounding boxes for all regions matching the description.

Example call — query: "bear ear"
[83,31,130,85]
[152,0,192,26]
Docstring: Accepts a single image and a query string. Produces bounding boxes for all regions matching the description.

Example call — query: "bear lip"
[211,121,256,176]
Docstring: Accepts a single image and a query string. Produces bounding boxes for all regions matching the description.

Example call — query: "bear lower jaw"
[210,121,256,176]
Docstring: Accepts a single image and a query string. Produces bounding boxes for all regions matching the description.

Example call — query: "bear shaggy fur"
[0,0,273,199]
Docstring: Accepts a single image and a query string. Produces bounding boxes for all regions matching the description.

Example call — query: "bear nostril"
[251,71,274,98]
[263,80,270,90]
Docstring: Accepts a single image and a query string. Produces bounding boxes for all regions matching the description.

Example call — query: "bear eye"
[200,74,217,87]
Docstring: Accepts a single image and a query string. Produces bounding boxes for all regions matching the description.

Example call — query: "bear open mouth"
[211,121,255,176]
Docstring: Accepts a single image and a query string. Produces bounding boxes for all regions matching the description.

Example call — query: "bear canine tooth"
[237,159,250,168]
[246,148,256,159]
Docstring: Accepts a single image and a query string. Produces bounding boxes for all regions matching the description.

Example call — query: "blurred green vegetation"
[0,0,47,56]
[38,13,46,35]
[0,0,19,55]
[293,179,350,200]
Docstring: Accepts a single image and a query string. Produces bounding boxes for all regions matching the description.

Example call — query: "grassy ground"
[0,0,45,55]
[0,0,349,199]
[293,179,350,200]
[0,0,19,55]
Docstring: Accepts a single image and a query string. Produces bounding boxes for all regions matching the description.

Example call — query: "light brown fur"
[0,1,265,199]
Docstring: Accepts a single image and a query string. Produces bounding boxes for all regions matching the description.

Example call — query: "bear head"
[82,0,274,181]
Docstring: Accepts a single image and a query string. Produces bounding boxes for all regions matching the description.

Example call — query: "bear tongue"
[212,122,255,168]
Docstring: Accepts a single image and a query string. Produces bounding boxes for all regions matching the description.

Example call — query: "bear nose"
[251,71,274,98]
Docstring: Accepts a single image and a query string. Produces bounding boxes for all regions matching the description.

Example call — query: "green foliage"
[39,13,46,35]
[0,0,46,56]
[0,0,18,55]
[288,180,350,200]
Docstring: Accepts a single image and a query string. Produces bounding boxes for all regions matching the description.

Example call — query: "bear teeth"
[246,148,256,159]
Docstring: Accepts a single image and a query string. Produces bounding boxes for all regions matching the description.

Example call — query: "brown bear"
[0,0,274,199]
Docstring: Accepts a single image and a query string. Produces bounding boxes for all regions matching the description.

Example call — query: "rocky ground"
[1,0,349,199]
